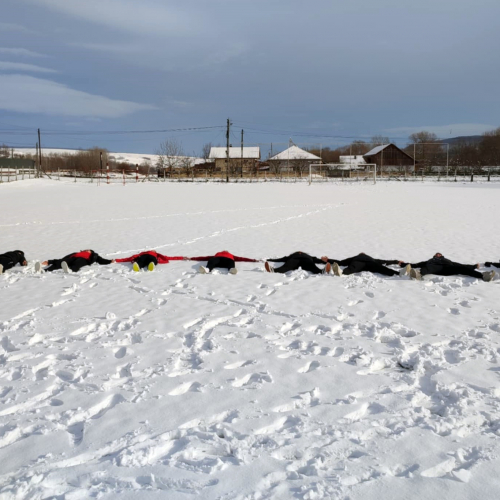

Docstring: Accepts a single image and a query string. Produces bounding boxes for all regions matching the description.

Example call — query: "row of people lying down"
[1,249,498,281]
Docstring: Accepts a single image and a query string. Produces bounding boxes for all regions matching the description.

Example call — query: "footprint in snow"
[298,360,320,373]
[169,381,203,396]
[448,308,461,315]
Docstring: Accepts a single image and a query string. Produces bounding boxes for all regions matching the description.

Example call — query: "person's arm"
[233,256,259,263]
[485,262,500,268]
[267,255,289,262]
[94,253,113,265]
[115,255,136,263]
[400,261,427,268]
[189,255,213,262]
[371,258,400,266]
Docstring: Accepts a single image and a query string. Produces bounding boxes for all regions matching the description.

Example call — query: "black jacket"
[51,250,112,266]
[0,250,26,266]
[400,256,475,269]
[328,253,399,266]
[268,251,324,264]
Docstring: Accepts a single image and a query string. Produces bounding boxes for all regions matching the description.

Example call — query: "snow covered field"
[1,179,500,499]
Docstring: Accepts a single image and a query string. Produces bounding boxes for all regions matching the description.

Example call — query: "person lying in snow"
[115,250,187,272]
[39,250,114,273]
[0,250,27,274]
[264,251,331,275]
[324,253,406,277]
[400,253,496,282]
[190,251,258,274]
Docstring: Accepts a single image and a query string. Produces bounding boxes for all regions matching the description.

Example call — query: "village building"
[363,144,415,171]
[209,147,260,174]
[268,145,321,174]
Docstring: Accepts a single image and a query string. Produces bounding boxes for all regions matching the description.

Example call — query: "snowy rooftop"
[269,145,321,161]
[339,155,367,165]
[209,147,260,159]
[364,144,391,156]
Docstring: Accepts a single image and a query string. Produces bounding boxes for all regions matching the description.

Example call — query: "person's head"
[434,252,443,258]
[13,250,27,266]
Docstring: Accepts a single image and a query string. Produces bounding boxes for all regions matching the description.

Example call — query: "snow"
[364,144,390,156]
[269,145,321,161]
[1,179,500,499]
[12,148,205,167]
[209,147,260,159]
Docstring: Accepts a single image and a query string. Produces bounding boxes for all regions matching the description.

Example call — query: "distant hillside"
[440,135,483,146]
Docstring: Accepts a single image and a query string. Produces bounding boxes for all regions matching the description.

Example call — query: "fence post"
[58,168,60,181]
[136,165,139,183]
[107,164,110,185]
[123,170,125,186]
[74,170,76,182]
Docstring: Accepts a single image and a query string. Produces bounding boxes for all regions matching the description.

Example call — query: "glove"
[485,262,492,267]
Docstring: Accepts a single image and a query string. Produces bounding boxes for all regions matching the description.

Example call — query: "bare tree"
[370,136,390,148]
[0,144,10,158]
[408,131,439,173]
[156,138,184,176]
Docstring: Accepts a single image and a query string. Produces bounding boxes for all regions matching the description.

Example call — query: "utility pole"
[37,128,42,177]
[225,118,231,182]
[100,151,103,179]
[35,142,39,177]
[241,129,244,178]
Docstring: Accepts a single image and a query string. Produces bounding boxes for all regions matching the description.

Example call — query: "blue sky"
[1,0,499,156]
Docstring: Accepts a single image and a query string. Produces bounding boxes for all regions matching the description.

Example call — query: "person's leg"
[363,262,399,277]
[438,265,484,280]
[208,256,235,271]
[274,257,301,274]
[136,254,158,269]
[67,257,89,272]
[45,259,63,272]
[342,261,366,276]
[298,257,323,275]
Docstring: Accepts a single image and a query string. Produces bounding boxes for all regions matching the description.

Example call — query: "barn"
[363,144,414,172]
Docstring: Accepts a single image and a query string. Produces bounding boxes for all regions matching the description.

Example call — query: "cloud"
[385,123,496,138]
[0,48,47,58]
[0,74,157,118]
[23,0,196,36]
[0,61,56,73]
[0,22,34,33]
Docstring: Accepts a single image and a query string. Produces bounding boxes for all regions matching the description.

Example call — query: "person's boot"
[34,262,42,273]
[229,267,238,275]
[61,261,70,274]
[132,262,140,272]
[199,266,209,274]
[483,270,496,282]
[147,262,155,272]
[332,262,342,276]
[410,268,422,281]
[0,264,3,275]
[323,262,332,274]
[264,261,274,273]
[400,264,411,277]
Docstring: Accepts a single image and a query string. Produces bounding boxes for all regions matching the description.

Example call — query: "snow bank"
[0,180,499,499]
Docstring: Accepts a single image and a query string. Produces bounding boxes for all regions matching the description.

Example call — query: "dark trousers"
[207,256,235,271]
[421,264,483,280]
[343,261,398,277]
[274,256,322,274]
[46,257,89,273]
[135,254,158,269]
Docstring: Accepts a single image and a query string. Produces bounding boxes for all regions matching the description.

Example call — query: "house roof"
[363,143,414,161]
[364,144,391,156]
[269,145,321,161]
[209,147,260,159]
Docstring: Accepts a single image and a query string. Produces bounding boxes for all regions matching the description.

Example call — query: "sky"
[0,0,499,157]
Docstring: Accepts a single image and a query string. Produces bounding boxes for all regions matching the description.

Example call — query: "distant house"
[363,144,414,171]
[209,147,260,173]
[339,155,367,167]
[268,146,321,173]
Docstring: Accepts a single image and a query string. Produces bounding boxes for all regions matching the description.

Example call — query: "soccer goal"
[308,164,377,184]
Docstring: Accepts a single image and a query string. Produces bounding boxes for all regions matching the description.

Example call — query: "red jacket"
[116,250,184,265]
[71,251,92,260]
[190,251,257,263]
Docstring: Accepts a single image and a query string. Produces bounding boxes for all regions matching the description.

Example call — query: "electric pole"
[225,118,231,182]
[241,129,244,178]
[37,128,42,177]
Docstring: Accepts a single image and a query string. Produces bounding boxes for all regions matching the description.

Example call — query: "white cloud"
[0,61,56,73]
[385,123,495,138]
[23,0,196,36]
[0,48,46,58]
[0,74,157,118]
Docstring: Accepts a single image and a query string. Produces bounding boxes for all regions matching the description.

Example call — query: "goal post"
[308,163,377,184]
